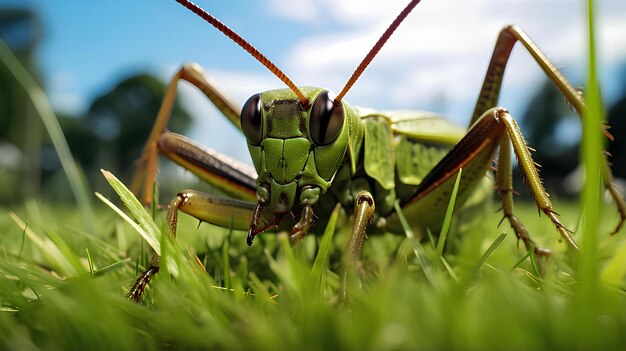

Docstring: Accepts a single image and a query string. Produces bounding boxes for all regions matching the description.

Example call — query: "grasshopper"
[128,0,626,300]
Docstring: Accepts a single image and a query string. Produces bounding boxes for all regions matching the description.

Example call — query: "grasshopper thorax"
[241,87,349,214]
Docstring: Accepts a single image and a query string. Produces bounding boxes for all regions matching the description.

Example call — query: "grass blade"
[311,204,341,284]
[93,258,132,277]
[9,212,83,276]
[578,0,603,289]
[472,233,507,276]
[85,248,95,276]
[95,192,160,255]
[393,200,438,286]
[576,3,606,340]
[98,169,161,254]
[435,168,463,264]
[0,38,94,226]
[440,256,458,282]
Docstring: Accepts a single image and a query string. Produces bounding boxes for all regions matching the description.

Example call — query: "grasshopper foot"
[129,265,159,302]
[289,205,314,247]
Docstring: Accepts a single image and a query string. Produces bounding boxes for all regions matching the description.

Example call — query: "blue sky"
[3,0,626,163]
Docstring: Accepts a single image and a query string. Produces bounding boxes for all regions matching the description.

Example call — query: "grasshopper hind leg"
[472,24,625,235]
[400,107,577,261]
[493,108,578,254]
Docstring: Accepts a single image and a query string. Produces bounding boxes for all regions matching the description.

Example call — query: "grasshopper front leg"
[128,63,259,299]
[129,189,256,301]
[341,191,376,302]
[129,129,258,301]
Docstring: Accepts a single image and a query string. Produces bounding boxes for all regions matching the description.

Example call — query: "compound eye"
[240,93,263,145]
[309,91,344,145]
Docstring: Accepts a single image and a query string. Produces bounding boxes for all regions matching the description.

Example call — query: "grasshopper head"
[241,87,349,217]
[174,0,423,243]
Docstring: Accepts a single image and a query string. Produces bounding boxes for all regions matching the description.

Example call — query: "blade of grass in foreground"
[577,0,605,346]
[393,200,437,287]
[311,204,341,288]
[95,192,158,254]
[471,233,507,277]
[0,39,94,226]
[9,212,84,276]
[435,168,462,266]
[579,0,603,300]
[98,169,161,254]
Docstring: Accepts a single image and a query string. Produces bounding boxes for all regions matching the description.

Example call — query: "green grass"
[3,0,626,349]
[2,184,626,350]
[0,39,94,226]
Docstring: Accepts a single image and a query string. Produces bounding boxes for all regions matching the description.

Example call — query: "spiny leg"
[128,134,257,301]
[496,119,551,256]
[494,108,579,252]
[399,107,578,258]
[129,190,256,301]
[340,191,376,302]
[131,62,242,205]
[166,190,256,236]
[129,264,159,302]
[472,25,626,233]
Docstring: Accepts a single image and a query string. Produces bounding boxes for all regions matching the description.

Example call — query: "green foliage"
[2,188,626,350]
[0,38,93,223]
[81,74,192,188]
[2,2,625,350]
[98,170,161,255]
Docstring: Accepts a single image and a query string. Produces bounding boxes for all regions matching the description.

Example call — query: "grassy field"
[2,0,625,349]
[1,188,626,350]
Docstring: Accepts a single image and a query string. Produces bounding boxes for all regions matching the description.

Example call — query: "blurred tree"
[517,79,583,197]
[522,79,581,179]
[79,74,192,190]
[0,8,42,203]
[521,73,626,196]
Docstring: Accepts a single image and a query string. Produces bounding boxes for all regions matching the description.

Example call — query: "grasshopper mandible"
[128,0,626,300]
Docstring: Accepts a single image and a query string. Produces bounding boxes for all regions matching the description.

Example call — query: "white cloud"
[49,92,87,116]
[267,0,402,26]
[600,17,626,65]
[264,0,625,125]
[48,72,88,115]
[265,0,322,25]
[155,0,626,164]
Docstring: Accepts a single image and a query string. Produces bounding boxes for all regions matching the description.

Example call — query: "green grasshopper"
[128,0,626,300]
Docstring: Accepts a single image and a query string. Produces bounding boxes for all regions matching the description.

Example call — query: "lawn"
[1,188,626,350]
[2,0,625,349]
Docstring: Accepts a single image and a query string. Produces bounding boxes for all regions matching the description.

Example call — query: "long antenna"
[175,0,309,107]
[334,0,422,104]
